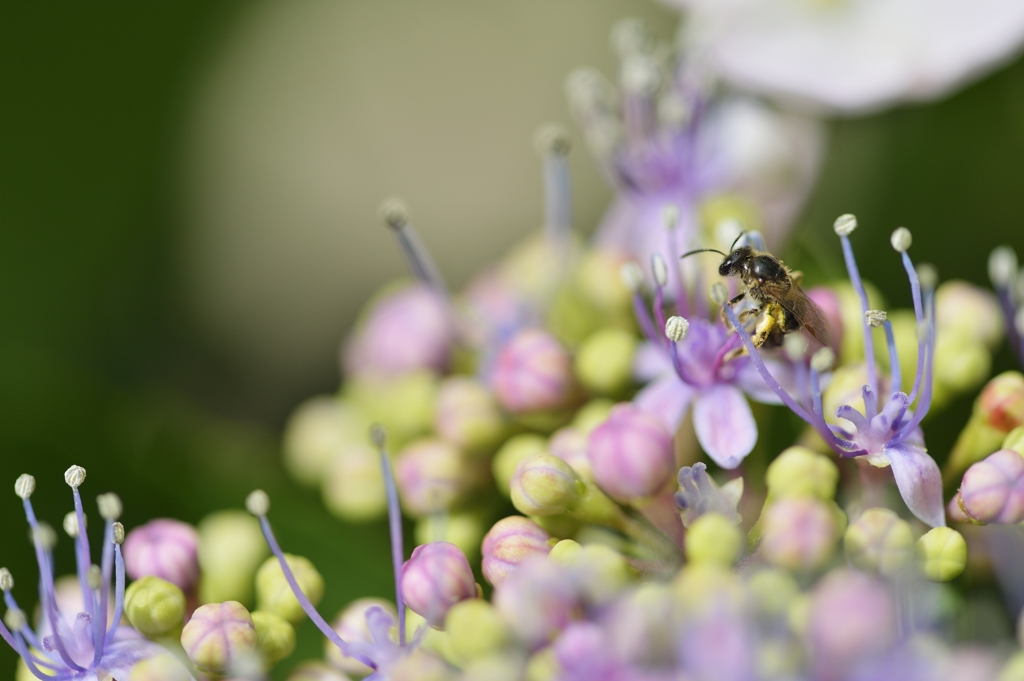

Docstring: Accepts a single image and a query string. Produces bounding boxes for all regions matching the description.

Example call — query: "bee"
[683,236,830,351]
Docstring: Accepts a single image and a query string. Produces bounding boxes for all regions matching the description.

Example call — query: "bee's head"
[719,246,752,277]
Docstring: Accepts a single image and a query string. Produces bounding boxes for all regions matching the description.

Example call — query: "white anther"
[661,204,680,231]
[112,522,125,545]
[610,18,651,56]
[0,568,13,591]
[4,609,25,632]
[64,466,86,489]
[811,347,836,374]
[96,493,122,521]
[864,310,887,328]
[710,282,729,306]
[63,512,84,538]
[33,523,56,551]
[565,69,614,114]
[369,423,388,449]
[665,316,689,342]
[916,263,938,290]
[833,214,857,236]
[890,227,912,253]
[246,490,270,517]
[378,198,409,230]
[88,565,102,590]
[14,475,35,500]
[652,254,668,287]
[533,124,571,156]
[783,333,808,361]
[620,262,644,293]
[621,54,660,95]
[989,246,1019,288]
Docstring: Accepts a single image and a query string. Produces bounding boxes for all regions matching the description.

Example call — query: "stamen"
[370,424,407,646]
[14,475,34,500]
[610,18,651,57]
[378,198,449,297]
[895,287,937,441]
[103,543,125,648]
[535,124,573,247]
[68,469,100,645]
[87,565,102,591]
[833,213,857,236]
[864,310,887,328]
[63,512,82,537]
[783,333,808,362]
[883,320,902,395]
[0,570,11,592]
[651,254,668,334]
[890,227,912,253]
[620,53,660,141]
[112,522,125,546]
[662,204,689,315]
[622,263,658,343]
[710,283,728,306]
[96,494,122,521]
[64,466,86,489]
[989,246,1018,290]
[836,215,879,401]
[900,254,927,404]
[620,262,644,293]
[665,316,689,343]
[810,347,835,374]
[4,609,25,633]
[652,254,668,288]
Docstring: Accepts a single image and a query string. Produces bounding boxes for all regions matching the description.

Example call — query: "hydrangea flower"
[625,235,793,469]
[1,467,170,681]
[668,0,1024,114]
[724,216,945,527]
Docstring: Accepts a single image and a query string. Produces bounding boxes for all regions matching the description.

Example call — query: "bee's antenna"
[728,231,746,252]
[680,248,727,261]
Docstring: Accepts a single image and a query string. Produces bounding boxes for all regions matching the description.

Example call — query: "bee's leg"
[750,309,777,348]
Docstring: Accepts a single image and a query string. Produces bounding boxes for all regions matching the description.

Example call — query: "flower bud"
[492,434,548,497]
[286,662,351,681]
[760,498,839,571]
[805,287,843,353]
[494,558,577,648]
[947,372,1024,482]
[181,601,258,674]
[936,281,1004,349]
[255,554,324,623]
[124,576,186,637]
[415,510,486,560]
[395,439,482,517]
[586,404,674,501]
[252,610,297,664]
[843,508,914,575]
[387,649,456,681]
[283,396,367,486]
[434,377,506,454]
[345,371,437,448]
[492,329,576,414]
[572,399,615,435]
[322,440,387,522]
[747,568,800,618]
[933,334,990,402]
[401,542,477,628]
[686,513,742,566]
[916,527,967,582]
[569,544,634,605]
[675,463,742,528]
[123,519,200,591]
[197,511,269,605]
[957,449,1024,524]
[765,447,839,500]
[326,598,397,674]
[342,284,454,377]
[481,516,552,587]
[445,599,511,663]
[547,539,582,565]
[574,328,637,396]
[510,454,583,516]
[548,427,592,482]
[807,570,894,675]
[1005,426,1024,457]
[128,653,195,681]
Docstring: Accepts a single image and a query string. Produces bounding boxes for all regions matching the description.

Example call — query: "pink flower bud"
[978,372,1024,433]
[806,287,843,352]
[434,376,506,453]
[343,284,454,377]
[481,516,552,587]
[492,328,575,413]
[958,449,1024,524]
[807,570,895,675]
[587,404,674,501]
[180,601,257,674]
[494,557,578,647]
[549,427,593,481]
[400,542,477,627]
[395,439,482,517]
[759,498,838,571]
[123,519,200,591]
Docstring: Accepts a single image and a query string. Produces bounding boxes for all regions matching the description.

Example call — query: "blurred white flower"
[668,0,1024,113]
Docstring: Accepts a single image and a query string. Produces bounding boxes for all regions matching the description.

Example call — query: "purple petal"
[633,342,673,382]
[732,357,797,405]
[692,384,757,470]
[884,441,946,528]
[634,375,696,434]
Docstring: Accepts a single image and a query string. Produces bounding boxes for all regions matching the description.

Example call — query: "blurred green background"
[3,1,1024,677]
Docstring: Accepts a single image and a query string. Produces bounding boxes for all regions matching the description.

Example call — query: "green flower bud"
[283,396,367,486]
[255,554,324,623]
[935,280,1004,350]
[844,508,914,576]
[124,576,185,638]
[252,610,297,664]
[415,510,487,560]
[345,371,438,449]
[574,328,637,396]
[765,447,839,500]
[493,434,548,497]
[915,527,967,582]
[510,454,584,516]
[525,646,559,681]
[686,513,742,566]
[934,332,989,397]
[180,601,257,674]
[434,377,507,454]
[286,662,351,681]
[946,371,1024,483]
[573,544,634,605]
[321,440,387,522]
[197,510,269,605]
[571,399,615,435]
[747,568,800,617]
[547,539,582,565]
[997,651,1024,681]
[1004,425,1024,457]
[128,652,195,681]
[445,599,510,663]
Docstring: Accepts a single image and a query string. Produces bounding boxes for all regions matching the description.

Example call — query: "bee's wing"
[762,280,831,348]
